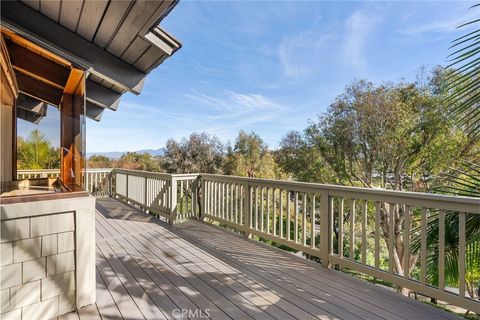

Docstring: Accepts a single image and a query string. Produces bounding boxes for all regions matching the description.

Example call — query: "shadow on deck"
[61,198,460,320]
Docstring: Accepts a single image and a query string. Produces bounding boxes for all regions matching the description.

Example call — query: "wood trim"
[0,190,89,204]
[12,96,16,181]
[2,28,71,67]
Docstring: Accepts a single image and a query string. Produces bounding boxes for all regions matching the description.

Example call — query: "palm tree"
[17,129,60,169]
[415,4,480,311]
[412,162,480,307]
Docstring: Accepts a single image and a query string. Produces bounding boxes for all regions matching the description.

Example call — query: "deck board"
[62,198,460,320]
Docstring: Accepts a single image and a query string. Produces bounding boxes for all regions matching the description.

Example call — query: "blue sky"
[83,0,475,152]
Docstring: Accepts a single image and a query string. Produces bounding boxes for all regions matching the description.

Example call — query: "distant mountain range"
[87,148,166,160]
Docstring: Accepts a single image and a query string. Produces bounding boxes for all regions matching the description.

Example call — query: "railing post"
[170,177,178,224]
[144,175,148,210]
[125,174,129,202]
[108,170,111,197]
[320,190,331,267]
[110,169,115,197]
[243,182,252,238]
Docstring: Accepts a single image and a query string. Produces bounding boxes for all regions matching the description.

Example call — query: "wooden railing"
[199,174,480,314]
[17,168,112,196]
[108,169,480,313]
[111,169,199,223]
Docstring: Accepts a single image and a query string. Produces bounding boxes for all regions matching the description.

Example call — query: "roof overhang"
[1,0,181,122]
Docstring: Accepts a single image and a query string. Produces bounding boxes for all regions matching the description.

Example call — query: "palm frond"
[447,5,480,138]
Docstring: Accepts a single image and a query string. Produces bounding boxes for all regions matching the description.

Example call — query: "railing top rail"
[112,168,199,180]
[18,168,112,173]
[200,173,480,214]
[17,169,61,173]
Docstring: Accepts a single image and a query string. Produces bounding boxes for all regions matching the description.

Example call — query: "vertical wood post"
[125,174,129,201]
[199,176,205,221]
[108,170,114,197]
[320,191,331,267]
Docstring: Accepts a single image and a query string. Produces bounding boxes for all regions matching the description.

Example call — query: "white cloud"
[185,90,287,114]
[182,90,291,142]
[276,30,332,80]
[398,6,477,36]
[341,10,380,71]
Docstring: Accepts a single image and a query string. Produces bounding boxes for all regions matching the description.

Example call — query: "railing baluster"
[403,205,411,279]
[338,197,344,257]
[208,181,211,214]
[144,176,147,207]
[223,183,226,219]
[320,191,330,266]
[438,209,445,291]
[286,190,292,240]
[267,188,271,234]
[294,191,299,243]
[388,203,395,274]
[280,190,284,239]
[459,212,466,298]
[180,180,184,216]
[230,183,234,222]
[311,194,316,249]
[224,183,228,219]
[375,202,380,269]
[361,200,367,265]
[255,187,259,230]
[420,208,427,285]
[260,187,265,232]
[302,193,307,245]
[273,189,277,237]
[349,199,355,261]
[240,185,243,226]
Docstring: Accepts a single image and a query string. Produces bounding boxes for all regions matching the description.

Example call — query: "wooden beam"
[6,39,70,88]
[1,1,147,94]
[16,93,47,115]
[16,107,45,124]
[15,71,63,106]
[86,101,105,122]
[64,68,84,95]
[86,79,121,110]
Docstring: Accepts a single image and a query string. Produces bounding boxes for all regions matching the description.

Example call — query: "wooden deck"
[60,198,460,320]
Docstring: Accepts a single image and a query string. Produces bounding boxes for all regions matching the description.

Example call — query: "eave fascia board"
[143,27,182,56]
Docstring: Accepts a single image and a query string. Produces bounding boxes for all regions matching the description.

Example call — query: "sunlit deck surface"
[61,198,459,320]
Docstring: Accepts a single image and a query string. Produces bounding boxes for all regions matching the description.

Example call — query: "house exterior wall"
[0,196,95,319]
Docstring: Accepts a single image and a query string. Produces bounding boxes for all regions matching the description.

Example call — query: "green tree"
[163,132,225,174]
[117,152,161,172]
[17,130,60,169]
[87,155,113,168]
[224,130,279,179]
[279,69,478,287]
[276,130,337,183]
